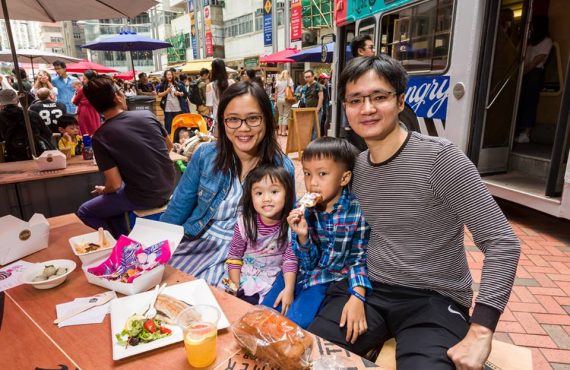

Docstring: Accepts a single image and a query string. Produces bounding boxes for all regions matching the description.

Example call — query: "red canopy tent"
[65,60,119,73]
[259,48,299,64]
[113,70,137,80]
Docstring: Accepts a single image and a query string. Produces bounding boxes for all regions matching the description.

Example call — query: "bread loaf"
[232,307,313,370]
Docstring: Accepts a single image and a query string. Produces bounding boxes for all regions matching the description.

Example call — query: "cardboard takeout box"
[82,218,184,295]
[0,214,50,266]
[35,150,67,171]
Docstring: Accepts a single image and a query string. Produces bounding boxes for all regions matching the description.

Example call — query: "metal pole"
[272,0,278,53]
[130,50,137,95]
[1,0,37,157]
[284,0,291,72]
[195,0,205,59]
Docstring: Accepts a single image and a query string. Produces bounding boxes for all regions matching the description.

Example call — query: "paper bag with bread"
[232,306,313,370]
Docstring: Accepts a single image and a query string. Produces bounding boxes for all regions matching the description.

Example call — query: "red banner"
[204,5,214,57]
[291,0,302,42]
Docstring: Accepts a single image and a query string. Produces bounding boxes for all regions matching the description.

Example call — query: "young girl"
[222,165,298,311]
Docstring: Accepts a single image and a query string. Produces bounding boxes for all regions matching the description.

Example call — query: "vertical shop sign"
[204,5,214,57]
[263,0,273,46]
[189,13,199,59]
[187,0,194,11]
[291,0,302,41]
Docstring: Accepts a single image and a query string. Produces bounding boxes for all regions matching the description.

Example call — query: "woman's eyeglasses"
[224,115,263,129]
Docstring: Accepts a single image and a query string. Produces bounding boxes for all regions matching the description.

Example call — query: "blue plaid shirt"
[292,187,372,291]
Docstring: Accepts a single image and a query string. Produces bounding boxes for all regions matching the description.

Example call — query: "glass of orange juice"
[176,305,220,368]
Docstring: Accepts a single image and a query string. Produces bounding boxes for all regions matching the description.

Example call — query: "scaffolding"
[302,0,332,29]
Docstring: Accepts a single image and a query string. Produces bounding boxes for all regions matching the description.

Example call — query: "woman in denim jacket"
[161,81,295,285]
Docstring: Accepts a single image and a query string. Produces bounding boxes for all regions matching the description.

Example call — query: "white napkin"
[56,292,117,328]
[0,260,34,292]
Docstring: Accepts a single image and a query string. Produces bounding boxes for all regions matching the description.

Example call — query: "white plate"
[110,279,230,360]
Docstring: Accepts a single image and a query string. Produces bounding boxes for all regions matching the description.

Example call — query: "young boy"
[262,137,371,338]
[57,114,83,157]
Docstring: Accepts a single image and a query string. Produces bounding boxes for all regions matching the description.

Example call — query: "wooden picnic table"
[0,214,381,370]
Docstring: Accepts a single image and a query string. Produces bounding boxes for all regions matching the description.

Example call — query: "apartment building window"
[50,37,64,43]
[74,32,82,40]
[255,10,263,31]
[224,14,253,38]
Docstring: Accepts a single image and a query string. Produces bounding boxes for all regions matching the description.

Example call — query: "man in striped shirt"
[308,56,521,370]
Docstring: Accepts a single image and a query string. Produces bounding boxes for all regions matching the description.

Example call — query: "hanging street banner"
[189,13,199,59]
[204,5,214,57]
[291,0,302,42]
[187,0,194,11]
[263,0,273,46]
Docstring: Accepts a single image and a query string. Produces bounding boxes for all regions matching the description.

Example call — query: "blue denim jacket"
[161,142,295,236]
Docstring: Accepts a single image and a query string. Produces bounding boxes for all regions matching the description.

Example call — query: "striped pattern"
[169,177,243,285]
[226,214,298,273]
[353,131,520,312]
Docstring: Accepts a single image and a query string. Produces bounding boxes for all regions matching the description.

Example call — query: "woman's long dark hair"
[241,166,294,244]
[215,81,282,178]
[211,58,229,98]
[161,69,177,85]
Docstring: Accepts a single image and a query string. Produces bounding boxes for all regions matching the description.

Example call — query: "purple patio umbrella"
[81,31,172,88]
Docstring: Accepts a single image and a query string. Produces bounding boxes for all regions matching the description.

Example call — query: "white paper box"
[0,214,50,265]
[69,230,116,266]
[82,218,184,295]
[35,150,66,171]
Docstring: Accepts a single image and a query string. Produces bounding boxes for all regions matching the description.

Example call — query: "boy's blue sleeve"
[346,213,372,291]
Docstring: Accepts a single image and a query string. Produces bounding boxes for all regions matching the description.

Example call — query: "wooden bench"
[375,338,533,370]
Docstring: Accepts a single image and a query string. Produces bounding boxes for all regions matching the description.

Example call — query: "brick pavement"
[278,136,570,369]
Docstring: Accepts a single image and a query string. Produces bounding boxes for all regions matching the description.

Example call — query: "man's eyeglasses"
[224,115,263,129]
[344,91,398,108]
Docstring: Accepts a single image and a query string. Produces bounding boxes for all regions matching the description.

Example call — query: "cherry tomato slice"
[143,319,157,333]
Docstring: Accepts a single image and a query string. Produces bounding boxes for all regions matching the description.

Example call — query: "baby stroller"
[171,113,216,166]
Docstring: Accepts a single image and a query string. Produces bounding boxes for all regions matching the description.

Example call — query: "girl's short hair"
[215,81,283,178]
[302,137,360,171]
[241,166,294,244]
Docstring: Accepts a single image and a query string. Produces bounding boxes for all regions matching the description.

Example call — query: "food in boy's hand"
[115,314,172,348]
[74,228,111,254]
[232,307,313,370]
[154,294,193,325]
[32,264,68,282]
[298,192,323,210]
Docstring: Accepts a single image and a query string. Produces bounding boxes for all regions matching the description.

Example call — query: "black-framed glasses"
[344,91,397,108]
[224,115,263,129]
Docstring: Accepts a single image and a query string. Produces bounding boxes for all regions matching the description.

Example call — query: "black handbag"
[160,96,167,111]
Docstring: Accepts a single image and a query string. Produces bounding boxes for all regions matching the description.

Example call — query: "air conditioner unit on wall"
[302,30,317,46]
[276,2,284,9]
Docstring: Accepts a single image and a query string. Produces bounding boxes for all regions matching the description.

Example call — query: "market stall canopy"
[0,49,80,65]
[114,70,138,80]
[259,48,300,64]
[0,0,158,22]
[288,42,352,63]
[180,59,237,74]
[65,60,119,74]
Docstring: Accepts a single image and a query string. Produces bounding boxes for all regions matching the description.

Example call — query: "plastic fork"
[142,283,167,319]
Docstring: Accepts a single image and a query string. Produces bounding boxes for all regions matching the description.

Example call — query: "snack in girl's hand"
[298,192,323,210]
[232,306,313,370]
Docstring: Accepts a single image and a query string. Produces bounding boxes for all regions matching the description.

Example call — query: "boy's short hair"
[338,55,408,102]
[57,114,79,130]
[199,68,209,77]
[302,137,360,171]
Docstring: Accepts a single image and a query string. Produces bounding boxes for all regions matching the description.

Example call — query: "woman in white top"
[31,70,58,101]
[515,16,552,144]
[274,70,294,136]
[206,59,236,126]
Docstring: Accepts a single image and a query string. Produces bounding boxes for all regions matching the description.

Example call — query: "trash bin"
[126,96,156,115]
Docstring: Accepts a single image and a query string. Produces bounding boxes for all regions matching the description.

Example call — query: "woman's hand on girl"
[287,209,308,242]
[340,296,367,344]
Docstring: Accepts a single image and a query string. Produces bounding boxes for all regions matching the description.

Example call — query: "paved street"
[278,136,570,369]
